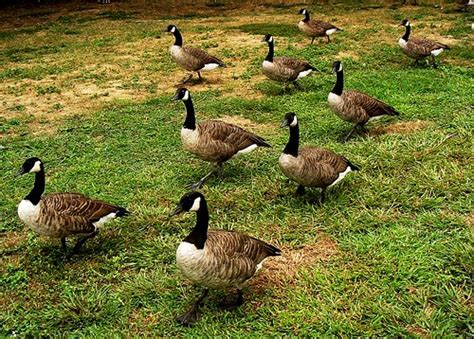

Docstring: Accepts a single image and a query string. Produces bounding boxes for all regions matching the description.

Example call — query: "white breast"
[176,241,205,280]
[328,92,343,105]
[200,63,219,71]
[181,127,200,148]
[279,153,298,170]
[262,60,273,70]
[431,48,444,56]
[297,69,312,79]
[398,38,408,49]
[326,28,337,35]
[17,199,41,230]
[329,166,352,187]
[170,45,182,59]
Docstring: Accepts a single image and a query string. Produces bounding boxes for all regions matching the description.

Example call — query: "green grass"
[1,2,473,337]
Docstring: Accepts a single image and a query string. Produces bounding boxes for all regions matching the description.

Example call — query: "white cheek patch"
[290,116,298,127]
[406,21,410,27]
[268,36,273,43]
[190,197,201,212]
[171,26,176,33]
[182,91,189,101]
[30,161,42,173]
[338,64,343,72]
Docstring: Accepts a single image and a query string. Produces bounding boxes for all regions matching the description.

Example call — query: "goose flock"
[16,7,455,326]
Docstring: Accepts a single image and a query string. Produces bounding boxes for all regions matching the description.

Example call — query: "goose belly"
[17,200,49,236]
[170,45,194,71]
[176,242,238,288]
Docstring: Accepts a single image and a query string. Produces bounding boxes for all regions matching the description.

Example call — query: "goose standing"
[398,19,450,67]
[261,34,318,89]
[328,61,400,141]
[17,157,129,257]
[279,112,359,204]
[172,88,271,190]
[170,191,281,326]
[164,25,226,84]
[297,8,342,44]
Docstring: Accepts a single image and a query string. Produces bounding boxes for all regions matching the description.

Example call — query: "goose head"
[17,157,43,176]
[261,34,274,44]
[298,8,308,15]
[400,19,410,27]
[164,24,178,33]
[172,87,190,101]
[280,112,298,128]
[170,191,205,216]
[332,60,343,74]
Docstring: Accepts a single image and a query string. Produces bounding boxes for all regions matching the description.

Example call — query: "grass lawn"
[1,1,473,336]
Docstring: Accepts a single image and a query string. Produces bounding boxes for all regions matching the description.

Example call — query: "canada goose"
[170,191,281,326]
[398,19,450,67]
[328,61,400,141]
[279,112,359,204]
[261,34,318,89]
[164,25,226,84]
[17,157,129,257]
[298,8,342,44]
[172,88,271,190]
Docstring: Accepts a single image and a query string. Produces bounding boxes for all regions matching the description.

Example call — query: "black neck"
[302,11,310,22]
[182,99,196,130]
[173,29,183,46]
[331,70,344,95]
[184,201,209,249]
[25,169,45,205]
[265,41,274,62]
[283,124,299,157]
[402,25,410,41]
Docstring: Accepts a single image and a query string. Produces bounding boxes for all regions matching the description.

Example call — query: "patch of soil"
[369,120,431,136]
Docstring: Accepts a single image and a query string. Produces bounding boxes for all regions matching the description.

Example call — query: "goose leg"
[293,81,303,90]
[61,238,67,254]
[186,169,216,191]
[431,56,437,68]
[197,72,203,81]
[319,188,327,205]
[327,35,331,43]
[295,185,306,196]
[311,37,315,44]
[180,73,193,84]
[68,230,99,258]
[176,289,209,326]
[219,289,244,310]
[343,124,359,142]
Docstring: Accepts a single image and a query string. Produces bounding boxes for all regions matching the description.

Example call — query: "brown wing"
[308,19,338,32]
[182,46,226,69]
[198,120,270,162]
[43,193,121,222]
[297,147,350,186]
[344,90,400,120]
[274,57,312,73]
[407,37,449,57]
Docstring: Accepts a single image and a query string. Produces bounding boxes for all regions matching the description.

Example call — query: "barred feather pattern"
[401,37,449,59]
[27,193,124,238]
[329,90,399,125]
[171,45,226,72]
[263,57,314,82]
[177,230,281,289]
[279,147,351,187]
[181,120,270,164]
[298,19,338,37]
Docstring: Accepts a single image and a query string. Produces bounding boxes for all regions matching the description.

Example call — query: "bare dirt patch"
[219,115,276,133]
[251,232,339,291]
[369,120,431,136]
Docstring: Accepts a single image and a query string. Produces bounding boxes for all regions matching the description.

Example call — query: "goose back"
[176,230,280,289]
[263,57,314,82]
[181,120,270,164]
[400,37,449,59]
[298,19,338,37]
[171,45,226,72]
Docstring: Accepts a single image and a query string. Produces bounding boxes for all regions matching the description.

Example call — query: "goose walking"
[279,113,359,204]
[170,191,281,326]
[17,157,129,257]
[398,19,450,67]
[164,25,226,84]
[298,8,342,44]
[261,34,318,89]
[172,88,271,190]
[328,61,400,141]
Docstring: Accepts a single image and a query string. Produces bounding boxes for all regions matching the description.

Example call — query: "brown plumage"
[171,191,280,326]
[165,25,226,83]
[399,19,449,67]
[17,157,129,257]
[298,8,341,44]
[261,34,317,87]
[328,61,400,141]
[173,88,270,190]
[279,113,359,203]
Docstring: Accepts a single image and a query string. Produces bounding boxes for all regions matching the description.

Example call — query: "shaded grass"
[234,23,300,37]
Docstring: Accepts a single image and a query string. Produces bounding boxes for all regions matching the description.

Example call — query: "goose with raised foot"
[172,88,271,190]
[298,8,342,44]
[164,25,226,84]
[328,61,400,141]
[17,157,129,257]
[261,34,318,89]
[170,191,281,326]
[279,113,359,204]
[398,19,450,67]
